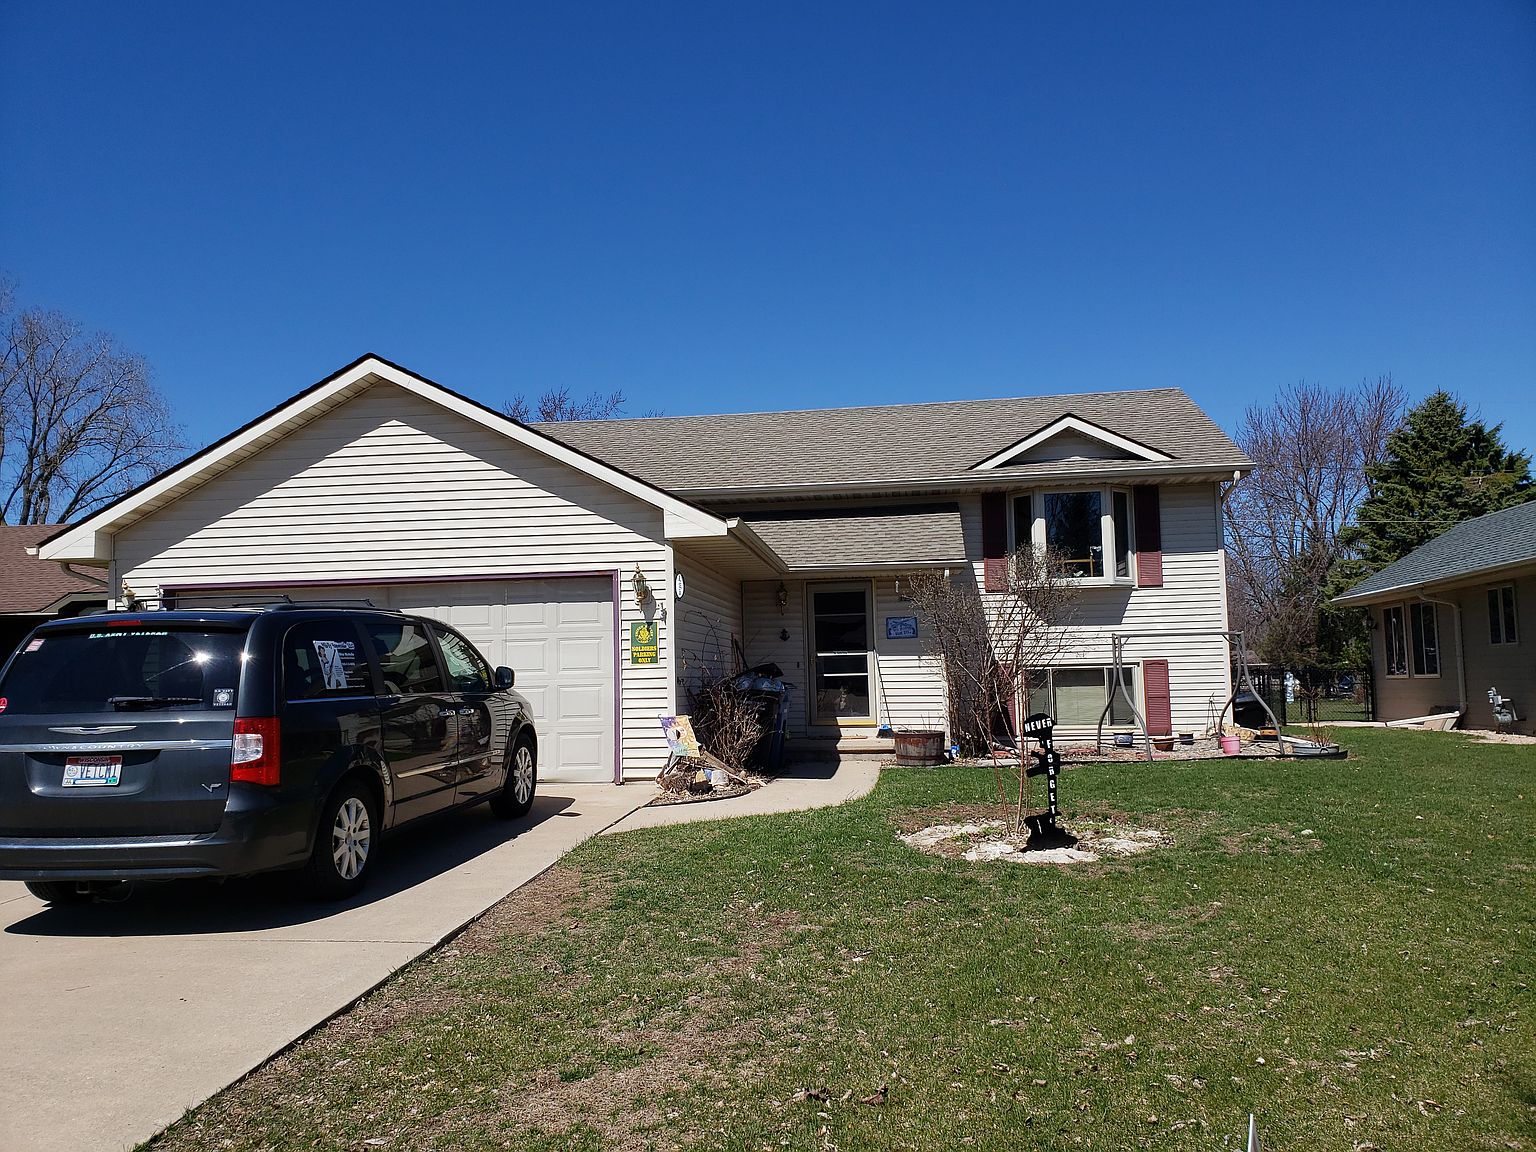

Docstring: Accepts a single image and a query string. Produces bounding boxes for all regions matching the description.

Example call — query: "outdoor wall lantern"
[632,566,651,605]
[776,582,788,611]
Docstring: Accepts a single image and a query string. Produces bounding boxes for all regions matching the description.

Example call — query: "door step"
[792,730,896,761]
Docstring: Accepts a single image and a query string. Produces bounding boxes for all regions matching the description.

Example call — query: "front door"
[810,583,875,724]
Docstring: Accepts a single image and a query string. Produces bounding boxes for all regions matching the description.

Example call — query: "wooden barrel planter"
[894,730,946,766]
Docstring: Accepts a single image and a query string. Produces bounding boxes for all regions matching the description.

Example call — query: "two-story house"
[38,356,1253,782]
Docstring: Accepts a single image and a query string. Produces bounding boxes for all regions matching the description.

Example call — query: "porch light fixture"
[632,566,651,605]
[776,582,788,611]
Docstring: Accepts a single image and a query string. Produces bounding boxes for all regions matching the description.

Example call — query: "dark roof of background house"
[1336,499,1536,603]
[537,387,1251,493]
[0,525,107,613]
[742,504,966,570]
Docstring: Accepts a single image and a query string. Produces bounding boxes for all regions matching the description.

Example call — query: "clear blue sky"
[4,2,1533,457]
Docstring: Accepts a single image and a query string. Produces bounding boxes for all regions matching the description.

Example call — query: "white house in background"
[39,355,1253,783]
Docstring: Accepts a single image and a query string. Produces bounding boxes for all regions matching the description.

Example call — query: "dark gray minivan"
[0,604,538,902]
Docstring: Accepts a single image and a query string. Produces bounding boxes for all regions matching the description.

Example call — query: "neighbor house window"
[1489,585,1518,645]
[1027,666,1137,727]
[1011,488,1134,581]
[1410,602,1439,677]
[1383,605,1408,676]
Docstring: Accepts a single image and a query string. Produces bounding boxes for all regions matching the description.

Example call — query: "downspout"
[1417,592,1467,722]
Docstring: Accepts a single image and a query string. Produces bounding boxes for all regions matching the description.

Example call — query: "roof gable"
[972,414,1172,470]
[40,355,727,563]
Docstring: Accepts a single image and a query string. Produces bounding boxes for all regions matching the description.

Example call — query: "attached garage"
[39,356,731,784]
[174,577,618,784]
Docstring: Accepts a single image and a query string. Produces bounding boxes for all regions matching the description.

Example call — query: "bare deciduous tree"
[503,386,627,423]
[905,547,1079,827]
[1,291,181,524]
[1224,376,1404,668]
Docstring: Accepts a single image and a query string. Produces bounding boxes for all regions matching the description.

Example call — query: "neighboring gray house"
[1336,500,1536,732]
[39,355,1252,782]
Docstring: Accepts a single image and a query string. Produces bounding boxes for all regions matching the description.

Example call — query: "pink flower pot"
[1220,735,1241,755]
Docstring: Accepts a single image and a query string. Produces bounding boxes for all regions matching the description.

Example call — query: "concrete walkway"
[0,785,646,1152]
[605,756,881,834]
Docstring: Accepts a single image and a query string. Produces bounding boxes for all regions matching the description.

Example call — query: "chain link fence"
[1250,665,1373,726]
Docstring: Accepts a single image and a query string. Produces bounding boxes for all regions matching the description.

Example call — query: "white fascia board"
[40,356,730,560]
[973,414,1172,470]
[38,528,113,565]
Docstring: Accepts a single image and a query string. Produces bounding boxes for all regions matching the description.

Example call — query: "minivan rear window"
[0,627,248,714]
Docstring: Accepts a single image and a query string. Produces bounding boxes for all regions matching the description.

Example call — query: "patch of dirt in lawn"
[455,864,614,951]
[491,997,773,1150]
[898,813,1172,866]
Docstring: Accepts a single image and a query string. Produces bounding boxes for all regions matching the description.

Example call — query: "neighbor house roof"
[739,504,966,571]
[538,387,1251,495]
[1335,499,1536,605]
[0,526,107,613]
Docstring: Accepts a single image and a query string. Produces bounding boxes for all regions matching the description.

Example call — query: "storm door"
[810,582,875,723]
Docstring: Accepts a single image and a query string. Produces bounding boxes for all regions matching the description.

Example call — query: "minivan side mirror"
[494,666,515,690]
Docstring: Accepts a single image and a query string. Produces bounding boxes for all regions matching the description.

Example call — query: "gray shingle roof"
[537,388,1249,493]
[742,504,966,570]
[1336,499,1536,603]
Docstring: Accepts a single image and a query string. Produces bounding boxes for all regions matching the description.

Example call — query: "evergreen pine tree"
[1346,391,1534,573]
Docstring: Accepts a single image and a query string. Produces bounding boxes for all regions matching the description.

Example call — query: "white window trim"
[1489,584,1519,646]
[1027,664,1142,728]
[1382,604,1409,678]
[1009,485,1137,587]
[1383,600,1443,679]
[1409,601,1442,679]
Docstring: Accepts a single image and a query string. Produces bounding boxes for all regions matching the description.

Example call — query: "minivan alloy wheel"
[512,744,535,805]
[331,796,372,880]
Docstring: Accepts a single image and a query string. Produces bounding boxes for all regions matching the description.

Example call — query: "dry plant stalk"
[905,547,1080,829]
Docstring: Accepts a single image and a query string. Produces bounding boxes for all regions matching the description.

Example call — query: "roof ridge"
[540,386,1192,428]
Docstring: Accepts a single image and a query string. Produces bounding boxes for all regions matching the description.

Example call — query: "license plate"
[63,756,123,788]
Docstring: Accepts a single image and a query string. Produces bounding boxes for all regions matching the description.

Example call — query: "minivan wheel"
[304,778,379,900]
[490,737,537,819]
[25,881,92,905]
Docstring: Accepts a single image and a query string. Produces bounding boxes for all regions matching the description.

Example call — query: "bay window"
[1011,486,1135,582]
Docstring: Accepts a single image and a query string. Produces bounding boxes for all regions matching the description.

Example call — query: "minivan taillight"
[231,717,281,786]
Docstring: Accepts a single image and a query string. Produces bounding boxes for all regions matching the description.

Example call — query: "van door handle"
[437,708,455,718]
[457,707,475,716]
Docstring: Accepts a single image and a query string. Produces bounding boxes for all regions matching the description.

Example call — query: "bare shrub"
[905,547,1080,824]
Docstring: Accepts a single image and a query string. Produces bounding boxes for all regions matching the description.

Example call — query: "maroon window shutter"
[999,663,1018,742]
[1142,658,1172,736]
[1133,486,1163,588]
[981,492,1008,592]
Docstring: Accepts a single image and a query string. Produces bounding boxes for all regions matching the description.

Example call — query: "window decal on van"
[312,641,357,691]
[213,688,235,707]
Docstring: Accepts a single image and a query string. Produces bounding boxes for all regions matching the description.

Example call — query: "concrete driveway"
[0,785,645,1152]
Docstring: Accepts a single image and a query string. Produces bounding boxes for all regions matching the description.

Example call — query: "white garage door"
[219,578,615,784]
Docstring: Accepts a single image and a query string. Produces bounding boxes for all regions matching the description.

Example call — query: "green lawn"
[148,729,1533,1151]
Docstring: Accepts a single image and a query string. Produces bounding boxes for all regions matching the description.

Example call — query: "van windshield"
[0,627,248,714]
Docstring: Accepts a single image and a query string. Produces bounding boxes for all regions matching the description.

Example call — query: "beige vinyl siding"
[741,579,809,734]
[674,556,744,697]
[113,381,674,779]
[873,577,948,732]
[962,482,1232,734]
